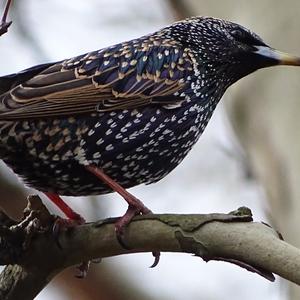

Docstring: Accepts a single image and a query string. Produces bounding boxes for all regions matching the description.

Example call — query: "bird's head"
[166,16,300,85]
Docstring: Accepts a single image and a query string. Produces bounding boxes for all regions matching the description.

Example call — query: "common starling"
[0,16,299,252]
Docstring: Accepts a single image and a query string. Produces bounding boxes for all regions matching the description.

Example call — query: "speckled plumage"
[0,16,286,196]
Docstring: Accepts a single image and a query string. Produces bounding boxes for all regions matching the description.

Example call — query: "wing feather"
[0,37,195,119]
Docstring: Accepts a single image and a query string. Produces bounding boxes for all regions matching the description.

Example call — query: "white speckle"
[29,148,37,156]
[116,153,124,159]
[123,172,133,178]
[74,147,88,165]
[88,129,95,136]
[102,161,112,168]
[163,129,172,135]
[62,150,73,160]
[106,129,113,135]
[61,174,69,181]
[93,152,101,159]
[129,161,136,167]
[38,152,48,160]
[105,144,114,151]
[96,138,104,145]
[115,133,123,139]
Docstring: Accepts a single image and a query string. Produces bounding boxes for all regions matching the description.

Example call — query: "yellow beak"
[254,46,300,66]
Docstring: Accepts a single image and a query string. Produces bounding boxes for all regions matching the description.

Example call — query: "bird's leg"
[45,192,85,245]
[85,165,160,267]
[0,0,13,36]
[45,192,85,222]
[85,165,152,231]
[44,192,90,278]
[44,192,85,235]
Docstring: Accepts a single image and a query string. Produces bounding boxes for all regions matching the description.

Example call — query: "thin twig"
[0,0,13,36]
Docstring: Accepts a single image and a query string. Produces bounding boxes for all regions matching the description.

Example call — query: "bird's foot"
[45,192,86,244]
[115,203,160,268]
[44,192,100,277]
[115,203,151,247]
[52,214,85,242]
[52,214,93,278]
[53,212,85,231]
[75,261,90,279]
[85,165,161,267]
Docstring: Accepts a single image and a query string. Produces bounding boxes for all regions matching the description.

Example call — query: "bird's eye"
[230,29,246,41]
[230,28,265,46]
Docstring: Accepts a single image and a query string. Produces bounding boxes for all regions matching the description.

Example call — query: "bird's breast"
[0,102,213,195]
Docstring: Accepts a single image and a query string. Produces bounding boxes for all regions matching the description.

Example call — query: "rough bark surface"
[0,196,299,300]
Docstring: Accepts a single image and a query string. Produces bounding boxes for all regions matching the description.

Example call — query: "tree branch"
[0,196,299,300]
[0,0,13,36]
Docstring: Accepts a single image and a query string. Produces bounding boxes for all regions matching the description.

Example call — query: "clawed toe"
[150,251,161,268]
[114,205,140,249]
[115,205,161,268]
[75,261,90,279]
[52,215,85,248]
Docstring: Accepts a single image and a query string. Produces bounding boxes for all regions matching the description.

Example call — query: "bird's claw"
[52,215,85,249]
[75,261,90,279]
[150,251,160,268]
[115,204,161,268]
[115,205,138,249]
[51,215,92,278]
[91,258,102,264]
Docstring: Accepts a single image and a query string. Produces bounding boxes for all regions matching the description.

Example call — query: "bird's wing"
[0,38,195,119]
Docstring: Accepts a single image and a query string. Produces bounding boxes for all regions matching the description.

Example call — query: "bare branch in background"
[0,0,12,36]
[0,195,299,300]
[168,0,193,20]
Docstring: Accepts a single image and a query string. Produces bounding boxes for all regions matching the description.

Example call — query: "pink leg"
[45,192,84,221]
[85,165,152,231]
[85,165,160,267]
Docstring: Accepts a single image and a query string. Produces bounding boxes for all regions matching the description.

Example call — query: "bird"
[0,16,299,260]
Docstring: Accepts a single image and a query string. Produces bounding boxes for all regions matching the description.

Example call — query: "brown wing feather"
[0,37,195,120]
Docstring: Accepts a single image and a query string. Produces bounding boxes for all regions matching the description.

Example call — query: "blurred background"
[1,0,300,299]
